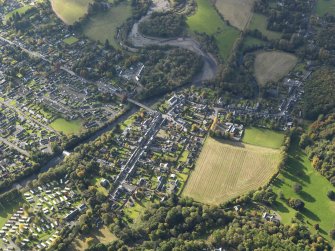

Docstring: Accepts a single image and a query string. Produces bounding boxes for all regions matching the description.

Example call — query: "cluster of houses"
[1,178,86,250]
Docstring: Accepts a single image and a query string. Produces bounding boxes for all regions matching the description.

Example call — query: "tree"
[330,229,335,240]
[293,183,302,193]
[327,190,335,200]
[288,198,305,211]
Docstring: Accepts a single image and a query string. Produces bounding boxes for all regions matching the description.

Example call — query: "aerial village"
[0,0,324,249]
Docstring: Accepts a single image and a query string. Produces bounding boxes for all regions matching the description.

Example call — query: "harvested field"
[254,51,298,86]
[215,0,255,30]
[183,137,280,205]
[51,0,93,25]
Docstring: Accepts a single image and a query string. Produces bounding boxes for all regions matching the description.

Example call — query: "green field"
[243,36,267,49]
[63,36,79,45]
[83,2,132,48]
[187,0,240,60]
[243,127,284,149]
[51,0,93,25]
[49,118,83,135]
[316,0,335,16]
[248,13,281,40]
[5,5,32,20]
[271,139,335,242]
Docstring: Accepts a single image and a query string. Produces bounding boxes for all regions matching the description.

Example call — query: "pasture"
[271,139,335,242]
[51,0,93,25]
[82,1,131,48]
[316,0,335,16]
[49,118,83,135]
[243,127,284,149]
[187,0,240,60]
[248,13,281,40]
[214,0,255,30]
[183,137,280,205]
[254,51,298,86]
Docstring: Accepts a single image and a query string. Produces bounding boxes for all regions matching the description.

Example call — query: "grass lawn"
[183,137,280,204]
[51,0,93,25]
[254,51,298,86]
[271,139,335,242]
[316,0,335,16]
[49,118,83,135]
[91,177,109,196]
[5,5,32,20]
[63,36,79,45]
[243,127,284,149]
[83,1,132,48]
[187,0,240,60]
[248,13,281,40]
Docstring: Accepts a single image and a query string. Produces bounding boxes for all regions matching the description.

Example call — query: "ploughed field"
[183,137,280,205]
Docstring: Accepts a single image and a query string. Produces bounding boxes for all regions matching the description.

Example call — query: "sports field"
[271,139,335,242]
[51,0,93,25]
[316,0,335,16]
[248,13,281,40]
[49,118,83,135]
[243,127,284,149]
[82,2,131,47]
[187,0,240,60]
[183,137,280,204]
[63,36,79,45]
[214,0,255,30]
[254,51,298,86]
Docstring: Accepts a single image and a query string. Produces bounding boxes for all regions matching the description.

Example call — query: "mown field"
[254,51,298,86]
[316,0,335,16]
[49,118,83,135]
[187,0,240,60]
[82,1,132,48]
[271,139,335,242]
[243,127,284,149]
[183,137,280,205]
[51,0,93,25]
[214,0,255,30]
[248,13,281,40]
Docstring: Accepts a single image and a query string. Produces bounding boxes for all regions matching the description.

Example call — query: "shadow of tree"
[274,200,289,213]
[301,207,320,221]
[299,191,316,202]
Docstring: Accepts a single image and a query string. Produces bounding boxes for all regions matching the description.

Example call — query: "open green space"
[49,118,83,135]
[243,36,267,49]
[187,0,240,60]
[316,0,335,16]
[271,139,335,242]
[248,13,281,40]
[243,127,284,149]
[82,1,132,48]
[91,177,109,196]
[5,5,33,20]
[51,0,93,25]
[63,36,79,45]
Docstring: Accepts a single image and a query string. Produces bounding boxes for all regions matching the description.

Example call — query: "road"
[0,99,60,136]
[0,136,30,156]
